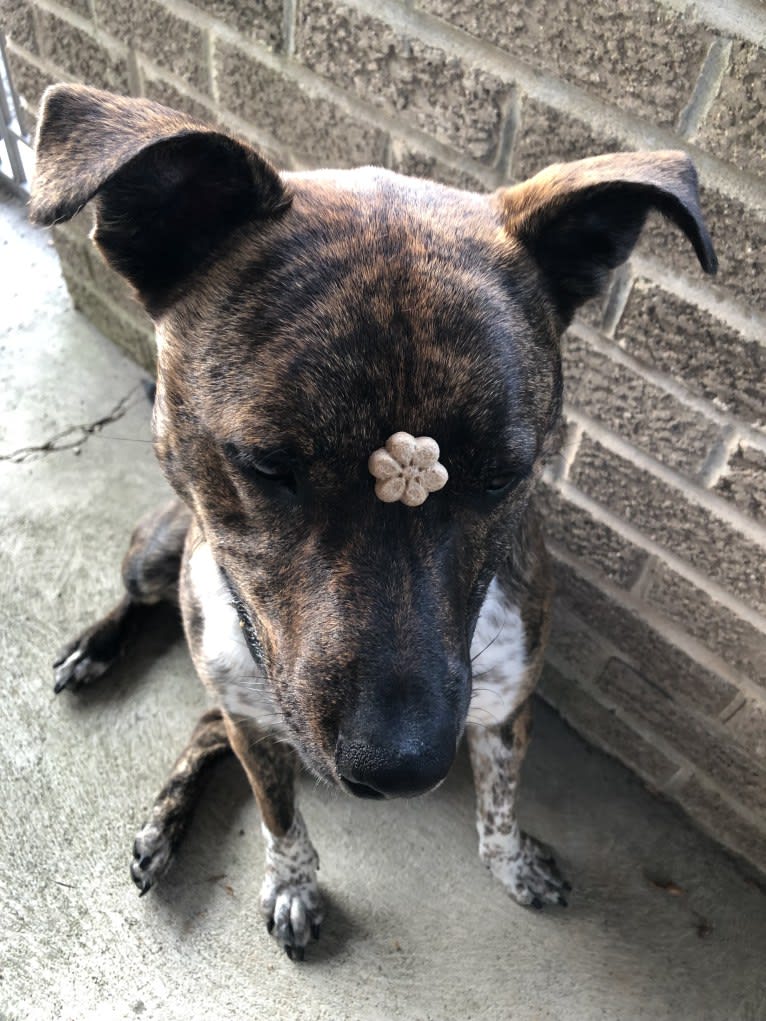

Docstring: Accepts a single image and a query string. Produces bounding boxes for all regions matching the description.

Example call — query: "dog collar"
[368,431,448,506]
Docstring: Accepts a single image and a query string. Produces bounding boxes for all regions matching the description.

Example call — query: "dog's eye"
[224,443,297,494]
[486,473,519,496]
[485,463,533,498]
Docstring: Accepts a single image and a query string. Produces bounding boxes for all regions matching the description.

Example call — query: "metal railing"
[0,32,33,196]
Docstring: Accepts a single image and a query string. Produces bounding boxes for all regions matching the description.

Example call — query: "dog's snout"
[335,672,463,798]
[336,731,455,799]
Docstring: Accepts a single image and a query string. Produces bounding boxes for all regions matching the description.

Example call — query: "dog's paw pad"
[483,832,570,909]
[260,873,323,960]
[131,822,173,895]
[53,642,111,693]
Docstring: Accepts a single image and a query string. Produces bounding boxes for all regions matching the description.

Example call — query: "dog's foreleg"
[224,715,322,960]
[466,700,569,908]
[131,707,231,893]
[54,499,191,692]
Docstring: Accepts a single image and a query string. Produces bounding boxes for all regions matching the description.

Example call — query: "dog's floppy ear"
[497,151,717,324]
[30,84,289,314]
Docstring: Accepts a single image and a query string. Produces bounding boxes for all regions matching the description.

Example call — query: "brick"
[64,275,156,371]
[715,444,766,528]
[616,278,764,429]
[190,0,282,51]
[215,42,388,168]
[727,699,766,767]
[675,775,766,876]
[93,0,208,92]
[4,2,38,55]
[141,74,214,124]
[536,482,647,587]
[4,49,55,122]
[644,561,766,689]
[696,43,766,181]
[418,0,710,126]
[88,251,151,322]
[563,331,719,475]
[597,658,766,816]
[53,223,148,339]
[388,140,489,192]
[52,229,94,287]
[38,12,130,94]
[546,600,612,680]
[639,186,766,311]
[573,291,607,331]
[540,663,679,785]
[295,0,512,162]
[58,207,95,244]
[570,436,766,614]
[554,557,738,715]
[512,97,623,181]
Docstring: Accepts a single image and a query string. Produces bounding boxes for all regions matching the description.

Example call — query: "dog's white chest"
[467,579,529,727]
[187,542,279,721]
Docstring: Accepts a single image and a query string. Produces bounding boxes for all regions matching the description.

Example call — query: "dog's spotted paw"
[130,821,174,895]
[260,813,322,961]
[53,639,112,693]
[481,831,570,909]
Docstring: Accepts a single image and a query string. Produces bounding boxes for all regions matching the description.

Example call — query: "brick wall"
[4,0,765,873]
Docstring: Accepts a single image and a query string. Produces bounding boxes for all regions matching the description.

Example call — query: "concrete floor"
[1,186,765,1021]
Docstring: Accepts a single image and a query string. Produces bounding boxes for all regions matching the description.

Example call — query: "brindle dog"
[32,84,716,960]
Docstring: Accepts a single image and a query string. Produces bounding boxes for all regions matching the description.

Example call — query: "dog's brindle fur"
[35,85,716,959]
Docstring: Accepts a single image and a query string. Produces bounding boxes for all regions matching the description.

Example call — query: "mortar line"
[205,27,218,105]
[677,38,732,139]
[600,266,634,338]
[546,474,766,634]
[493,88,521,182]
[554,419,583,482]
[697,425,741,488]
[567,321,766,455]
[660,764,694,797]
[628,554,656,601]
[282,0,297,58]
[719,693,747,724]
[126,47,142,97]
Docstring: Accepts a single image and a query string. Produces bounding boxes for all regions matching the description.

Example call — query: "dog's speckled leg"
[467,700,569,909]
[223,715,322,961]
[131,708,230,893]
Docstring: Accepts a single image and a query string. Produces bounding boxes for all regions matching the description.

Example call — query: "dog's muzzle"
[334,680,462,799]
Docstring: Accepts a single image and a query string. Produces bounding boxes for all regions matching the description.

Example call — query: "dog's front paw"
[481,830,570,909]
[53,637,113,693]
[130,821,174,895]
[260,813,323,961]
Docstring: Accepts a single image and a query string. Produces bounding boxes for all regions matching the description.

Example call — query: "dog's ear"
[30,84,289,314]
[496,151,717,324]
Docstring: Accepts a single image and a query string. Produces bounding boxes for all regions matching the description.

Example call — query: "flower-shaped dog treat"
[368,431,448,506]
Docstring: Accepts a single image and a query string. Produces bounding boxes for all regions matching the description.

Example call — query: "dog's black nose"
[335,717,457,799]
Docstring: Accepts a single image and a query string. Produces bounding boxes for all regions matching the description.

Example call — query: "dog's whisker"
[471,624,505,664]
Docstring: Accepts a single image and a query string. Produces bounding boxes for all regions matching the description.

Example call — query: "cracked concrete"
[0,385,143,462]
[2,186,766,1021]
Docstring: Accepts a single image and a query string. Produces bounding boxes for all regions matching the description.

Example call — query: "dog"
[31,83,716,961]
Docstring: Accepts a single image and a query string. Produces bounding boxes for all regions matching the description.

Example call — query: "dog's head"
[32,85,716,798]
